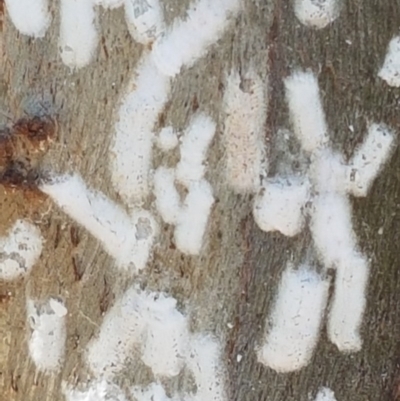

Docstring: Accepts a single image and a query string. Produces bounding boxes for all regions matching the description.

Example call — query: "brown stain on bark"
[0,0,4,33]
[392,376,400,400]
[0,116,57,204]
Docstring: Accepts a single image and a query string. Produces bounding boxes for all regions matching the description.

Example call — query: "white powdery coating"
[0,220,43,280]
[131,383,177,401]
[185,334,227,401]
[40,174,157,272]
[253,177,309,237]
[140,296,189,377]
[379,36,400,87]
[93,0,124,9]
[64,380,128,401]
[124,0,165,44]
[59,0,98,69]
[152,0,241,77]
[349,123,395,197]
[131,334,228,401]
[110,55,171,206]
[153,167,181,224]
[86,287,188,379]
[311,193,357,268]
[294,0,340,29]
[27,298,67,372]
[174,180,214,255]
[223,69,267,193]
[86,288,146,378]
[327,253,369,352]
[314,387,337,401]
[284,70,328,152]
[175,113,216,186]
[311,149,350,194]
[257,267,329,373]
[157,126,179,151]
[5,0,50,38]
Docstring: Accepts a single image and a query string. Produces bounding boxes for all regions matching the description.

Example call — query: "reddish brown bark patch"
[0,116,57,233]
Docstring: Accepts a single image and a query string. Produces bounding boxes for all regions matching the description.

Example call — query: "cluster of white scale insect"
[2,0,397,400]
[4,0,242,400]
[254,70,395,372]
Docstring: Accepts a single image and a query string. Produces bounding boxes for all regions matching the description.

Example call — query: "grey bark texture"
[0,1,400,400]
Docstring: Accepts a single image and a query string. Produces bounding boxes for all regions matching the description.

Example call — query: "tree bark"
[1,1,400,401]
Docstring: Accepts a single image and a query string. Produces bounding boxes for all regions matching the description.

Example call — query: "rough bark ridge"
[0,1,399,400]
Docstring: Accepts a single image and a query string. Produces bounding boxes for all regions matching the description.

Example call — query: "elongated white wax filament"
[348,123,395,197]
[309,148,349,194]
[223,69,267,193]
[174,179,215,255]
[154,172,214,255]
[153,167,181,225]
[5,0,50,38]
[152,0,241,77]
[379,35,400,88]
[258,266,329,372]
[310,193,358,269]
[327,252,369,352]
[27,298,67,372]
[140,294,189,377]
[110,55,171,206]
[175,112,216,186]
[284,70,328,152]
[40,174,157,272]
[59,0,98,68]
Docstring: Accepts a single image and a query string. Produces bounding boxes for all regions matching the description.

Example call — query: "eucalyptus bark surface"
[0,1,399,400]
